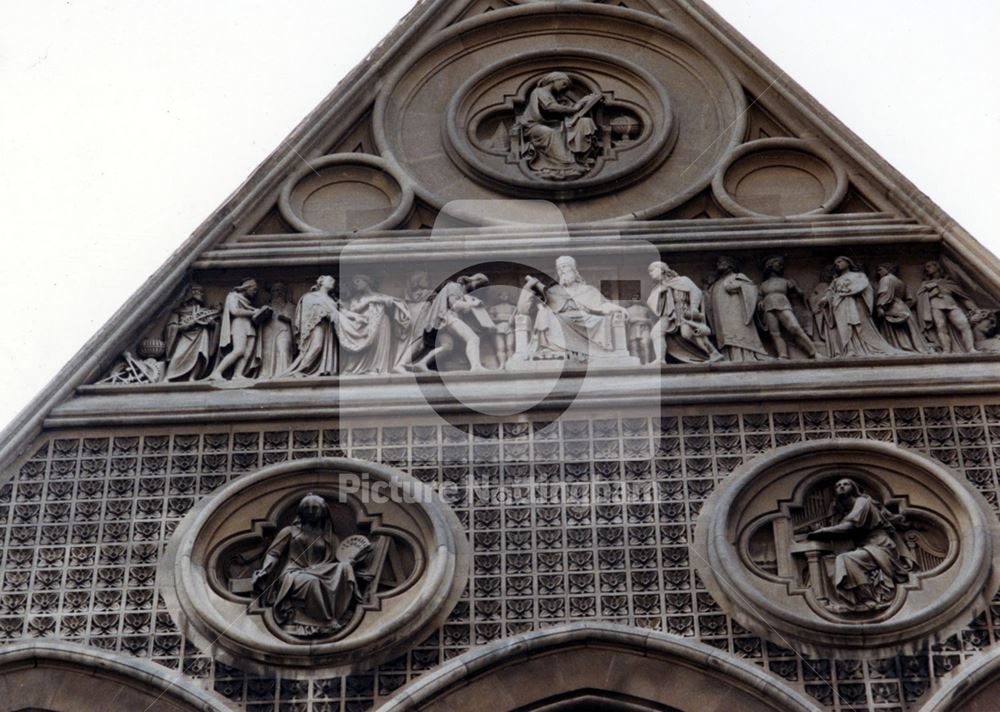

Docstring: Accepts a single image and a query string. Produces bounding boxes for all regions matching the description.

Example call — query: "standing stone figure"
[210,278,269,380]
[515,71,603,180]
[405,273,494,373]
[163,283,220,382]
[807,478,915,614]
[394,271,435,371]
[488,291,517,369]
[259,282,296,379]
[758,256,818,360]
[807,265,838,359]
[251,493,369,637]
[647,261,723,364]
[341,273,411,375]
[625,293,654,364]
[874,263,928,354]
[916,260,978,353]
[819,256,896,358]
[706,256,769,362]
[285,276,366,377]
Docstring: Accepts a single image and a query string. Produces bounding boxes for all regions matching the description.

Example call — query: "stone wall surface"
[3,400,1000,711]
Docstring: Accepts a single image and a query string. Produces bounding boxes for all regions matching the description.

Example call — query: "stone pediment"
[2,0,999,468]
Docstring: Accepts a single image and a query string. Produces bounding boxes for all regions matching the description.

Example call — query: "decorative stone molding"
[375,622,822,712]
[373,3,746,223]
[712,138,848,218]
[919,646,1000,711]
[0,641,232,711]
[159,457,470,677]
[277,153,414,234]
[694,439,1000,658]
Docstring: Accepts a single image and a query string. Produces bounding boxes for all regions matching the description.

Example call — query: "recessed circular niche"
[694,439,1000,658]
[159,457,469,677]
[712,138,848,218]
[373,3,746,223]
[278,153,414,234]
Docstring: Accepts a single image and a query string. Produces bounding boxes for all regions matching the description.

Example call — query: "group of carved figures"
[645,255,999,365]
[99,256,998,385]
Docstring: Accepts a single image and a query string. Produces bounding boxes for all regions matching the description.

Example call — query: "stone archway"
[920,647,1000,711]
[376,622,821,712]
[0,641,231,712]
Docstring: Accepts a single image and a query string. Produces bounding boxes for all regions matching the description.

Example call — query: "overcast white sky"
[0,1,997,431]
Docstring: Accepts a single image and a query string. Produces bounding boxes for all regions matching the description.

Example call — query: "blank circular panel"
[279,153,414,234]
[713,138,848,218]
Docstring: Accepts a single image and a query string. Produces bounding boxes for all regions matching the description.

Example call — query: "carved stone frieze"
[159,457,470,676]
[694,439,1000,658]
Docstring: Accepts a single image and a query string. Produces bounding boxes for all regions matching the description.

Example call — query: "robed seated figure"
[513,256,631,364]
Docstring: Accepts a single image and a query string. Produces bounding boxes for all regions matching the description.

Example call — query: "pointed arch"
[376,622,821,712]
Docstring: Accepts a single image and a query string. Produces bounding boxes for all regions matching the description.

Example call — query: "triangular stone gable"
[1,0,999,471]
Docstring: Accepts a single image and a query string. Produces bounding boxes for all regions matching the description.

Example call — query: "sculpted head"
[762,256,785,277]
[186,283,205,304]
[269,282,289,304]
[834,478,862,499]
[538,71,571,93]
[876,263,899,279]
[352,274,374,292]
[833,256,859,274]
[237,278,259,297]
[970,309,998,336]
[296,493,328,526]
[648,261,675,282]
[716,256,738,274]
[314,275,336,293]
[458,273,490,292]
[924,260,943,278]
[556,256,583,287]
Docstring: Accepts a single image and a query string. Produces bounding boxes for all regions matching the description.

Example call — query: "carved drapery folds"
[95,254,998,386]
[159,458,469,676]
[694,440,1000,658]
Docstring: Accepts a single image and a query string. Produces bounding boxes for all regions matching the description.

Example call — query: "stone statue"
[98,351,164,385]
[806,478,915,614]
[341,273,411,375]
[259,282,296,379]
[516,256,630,363]
[817,256,897,358]
[404,273,494,373]
[625,293,654,364]
[209,278,270,380]
[488,291,517,369]
[647,261,723,364]
[705,256,769,362]
[284,276,366,377]
[807,265,837,359]
[163,283,220,382]
[874,263,929,354]
[970,309,1000,352]
[916,260,978,353]
[251,493,371,637]
[514,71,603,180]
[758,256,818,360]
[394,271,435,371]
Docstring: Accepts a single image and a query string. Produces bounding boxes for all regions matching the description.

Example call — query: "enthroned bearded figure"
[516,256,628,361]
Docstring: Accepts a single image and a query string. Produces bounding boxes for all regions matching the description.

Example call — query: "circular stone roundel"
[711,138,848,218]
[278,153,414,234]
[160,457,470,677]
[694,439,1000,658]
[445,49,676,198]
[374,4,746,223]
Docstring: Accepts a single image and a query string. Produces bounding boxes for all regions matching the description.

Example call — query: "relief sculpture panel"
[695,439,1000,658]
